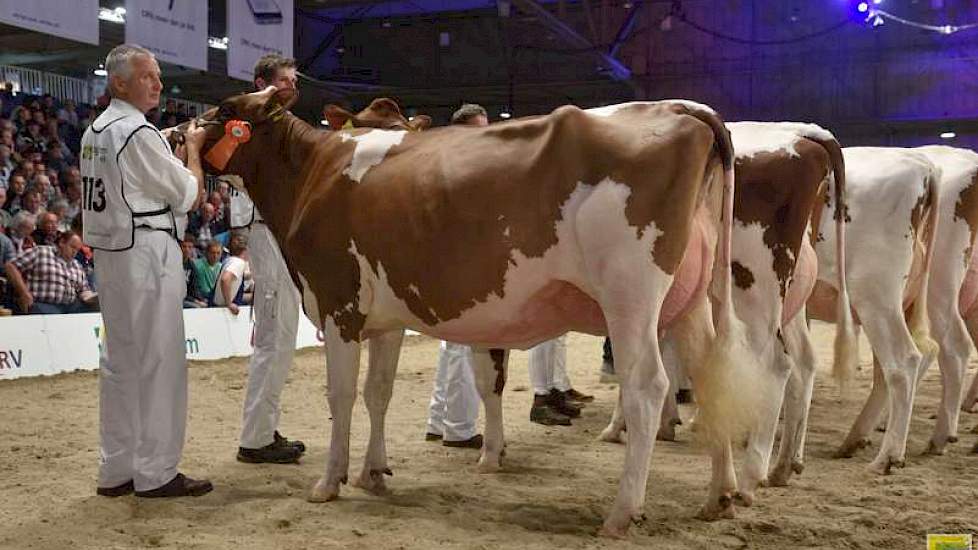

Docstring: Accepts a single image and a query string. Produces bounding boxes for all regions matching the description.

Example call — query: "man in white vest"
[230,54,305,464]
[82,44,211,498]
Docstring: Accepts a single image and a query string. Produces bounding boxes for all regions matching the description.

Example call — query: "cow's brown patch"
[954,171,978,267]
[733,139,828,298]
[910,181,932,241]
[731,261,755,290]
[202,92,730,341]
[490,349,506,395]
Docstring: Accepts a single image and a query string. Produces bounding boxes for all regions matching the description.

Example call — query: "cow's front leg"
[471,348,508,472]
[309,320,362,503]
[353,329,405,496]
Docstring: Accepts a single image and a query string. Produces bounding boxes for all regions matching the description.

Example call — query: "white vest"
[227,176,263,229]
[80,106,176,251]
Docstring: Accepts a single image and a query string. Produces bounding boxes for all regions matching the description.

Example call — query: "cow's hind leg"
[961,311,978,413]
[770,311,817,486]
[836,356,886,458]
[472,348,508,473]
[309,320,363,503]
[924,307,969,455]
[353,329,405,495]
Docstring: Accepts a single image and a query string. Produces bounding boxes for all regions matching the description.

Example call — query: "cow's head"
[324,98,431,132]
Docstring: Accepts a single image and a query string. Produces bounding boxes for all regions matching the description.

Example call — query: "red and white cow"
[806,147,940,474]
[197,89,755,536]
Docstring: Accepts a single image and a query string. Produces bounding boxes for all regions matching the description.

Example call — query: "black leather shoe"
[442,434,483,449]
[425,432,443,441]
[273,431,306,453]
[96,479,134,497]
[237,442,303,464]
[547,388,581,418]
[135,474,213,498]
[564,388,594,403]
[530,403,572,426]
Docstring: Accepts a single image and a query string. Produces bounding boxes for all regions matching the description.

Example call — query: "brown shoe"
[135,474,213,498]
[442,434,483,449]
[564,388,594,403]
[547,388,581,418]
[96,479,134,497]
[425,432,443,442]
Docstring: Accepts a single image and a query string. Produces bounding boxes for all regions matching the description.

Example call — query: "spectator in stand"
[180,237,206,308]
[16,189,45,217]
[0,143,13,187]
[17,120,46,154]
[63,173,81,222]
[49,200,72,232]
[46,142,69,174]
[4,173,26,211]
[211,233,252,314]
[31,173,57,204]
[7,211,35,255]
[0,187,10,229]
[207,190,226,227]
[33,212,59,246]
[5,229,97,314]
[0,229,13,264]
[188,201,219,251]
[189,240,222,308]
[58,99,79,128]
[16,160,34,182]
[11,106,30,133]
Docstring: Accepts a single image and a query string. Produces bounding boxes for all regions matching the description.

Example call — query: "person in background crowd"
[0,228,13,264]
[0,143,13,186]
[190,239,222,308]
[4,230,97,314]
[84,43,211,498]
[63,174,82,222]
[180,237,205,308]
[211,232,252,314]
[16,190,45,217]
[4,173,26,212]
[32,212,59,246]
[7,211,35,255]
[188,202,219,251]
[31,173,57,204]
[0,187,10,230]
[49,200,71,232]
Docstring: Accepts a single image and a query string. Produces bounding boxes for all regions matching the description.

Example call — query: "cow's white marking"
[341,130,407,183]
[728,122,834,160]
[296,272,323,330]
[586,100,716,119]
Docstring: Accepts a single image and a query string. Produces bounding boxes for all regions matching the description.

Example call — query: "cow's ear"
[407,115,432,132]
[363,98,402,120]
[323,104,355,130]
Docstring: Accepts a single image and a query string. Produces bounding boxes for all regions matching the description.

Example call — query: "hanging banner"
[0,0,99,46]
[227,0,294,82]
[125,0,208,71]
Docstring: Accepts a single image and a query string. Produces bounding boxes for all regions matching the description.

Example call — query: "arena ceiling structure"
[1,0,977,145]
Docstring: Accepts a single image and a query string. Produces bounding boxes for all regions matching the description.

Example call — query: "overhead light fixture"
[381,20,392,28]
[500,111,512,119]
[857,2,869,13]
[93,65,107,77]
[98,7,125,23]
[320,119,329,126]
[623,1,633,8]
[940,131,956,139]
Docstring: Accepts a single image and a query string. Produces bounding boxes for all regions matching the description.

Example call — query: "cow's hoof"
[948,436,959,444]
[598,519,630,539]
[961,401,977,414]
[599,426,626,444]
[869,456,905,476]
[972,424,978,434]
[971,442,978,454]
[352,468,391,496]
[308,478,341,503]
[656,424,677,442]
[733,491,754,508]
[768,468,791,487]
[792,461,805,475]
[698,493,736,521]
[477,456,502,474]
[924,440,945,456]
[834,438,871,459]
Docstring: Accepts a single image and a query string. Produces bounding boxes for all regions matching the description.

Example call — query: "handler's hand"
[183,120,207,153]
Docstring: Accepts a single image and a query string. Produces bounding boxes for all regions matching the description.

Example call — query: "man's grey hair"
[12,210,36,230]
[105,44,154,93]
[451,103,487,125]
[50,198,69,212]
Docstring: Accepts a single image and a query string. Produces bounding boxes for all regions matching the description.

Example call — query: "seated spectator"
[32,212,59,247]
[0,229,12,264]
[16,190,45,217]
[48,200,72,232]
[188,202,223,250]
[207,190,227,227]
[4,173,26,211]
[16,120,46,154]
[62,173,81,221]
[4,230,97,314]
[211,234,252,314]
[58,99,79,128]
[31,173,57,204]
[0,187,10,230]
[181,238,204,308]
[7,211,35,255]
[0,143,13,187]
[191,240,223,307]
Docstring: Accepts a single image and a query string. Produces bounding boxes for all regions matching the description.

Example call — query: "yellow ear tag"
[342,120,355,129]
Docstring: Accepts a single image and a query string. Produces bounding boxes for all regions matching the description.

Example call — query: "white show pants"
[96,230,188,492]
[239,223,301,449]
[426,341,480,441]
[529,335,571,396]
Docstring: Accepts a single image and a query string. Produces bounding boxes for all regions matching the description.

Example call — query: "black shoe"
[273,431,306,453]
[564,388,594,404]
[442,434,483,449]
[238,441,303,464]
[135,474,213,498]
[676,389,694,405]
[547,388,581,418]
[425,432,443,441]
[531,394,572,426]
[96,479,134,497]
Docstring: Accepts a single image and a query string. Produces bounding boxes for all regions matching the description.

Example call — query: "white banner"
[0,0,99,46]
[226,0,294,82]
[125,0,208,71]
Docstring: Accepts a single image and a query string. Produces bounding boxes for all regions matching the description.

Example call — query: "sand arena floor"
[1,323,977,550]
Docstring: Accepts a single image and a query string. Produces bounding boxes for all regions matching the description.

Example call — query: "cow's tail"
[682,107,762,445]
[909,163,941,368]
[810,137,859,388]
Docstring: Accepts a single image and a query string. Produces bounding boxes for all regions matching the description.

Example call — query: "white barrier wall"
[0,307,324,381]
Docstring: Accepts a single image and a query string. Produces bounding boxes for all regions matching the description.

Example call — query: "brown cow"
[195,87,753,536]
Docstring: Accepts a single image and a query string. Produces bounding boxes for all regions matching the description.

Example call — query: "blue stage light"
[857,2,869,13]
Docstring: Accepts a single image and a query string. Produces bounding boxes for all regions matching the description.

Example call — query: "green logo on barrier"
[928,534,973,550]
